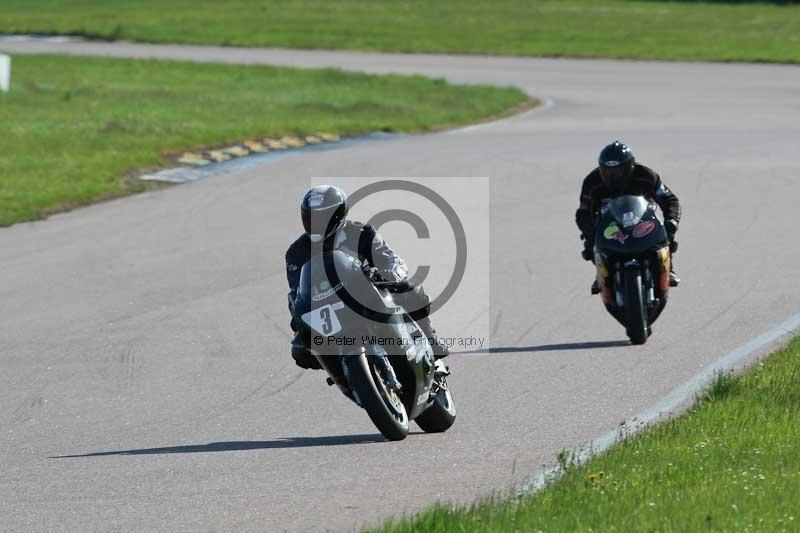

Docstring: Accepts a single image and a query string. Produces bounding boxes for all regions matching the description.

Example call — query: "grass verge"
[1,1,800,63]
[0,55,528,226]
[376,336,800,531]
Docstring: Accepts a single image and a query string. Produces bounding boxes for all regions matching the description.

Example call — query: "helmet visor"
[303,204,346,239]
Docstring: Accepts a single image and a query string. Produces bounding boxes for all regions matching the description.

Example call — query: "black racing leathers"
[285,221,445,368]
[575,164,681,255]
[285,221,408,312]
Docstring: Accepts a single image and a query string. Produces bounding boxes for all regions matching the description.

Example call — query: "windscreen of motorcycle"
[607,195,650,228]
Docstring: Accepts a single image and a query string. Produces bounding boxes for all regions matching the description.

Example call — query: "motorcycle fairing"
[292,250,436,420]
[593,195,671,327]
[595,196,668,255]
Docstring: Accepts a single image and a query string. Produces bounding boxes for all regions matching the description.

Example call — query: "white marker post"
[0,54,10,92]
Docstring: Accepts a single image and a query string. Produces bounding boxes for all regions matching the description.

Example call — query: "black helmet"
[598,141,635,193]
[301,185,349,243]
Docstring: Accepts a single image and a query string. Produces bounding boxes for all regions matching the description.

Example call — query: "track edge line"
[518,309,800,495]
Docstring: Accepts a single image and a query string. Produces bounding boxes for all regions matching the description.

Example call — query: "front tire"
[623,266,648,345]
[415,378,457,433]
[343,354,409,441]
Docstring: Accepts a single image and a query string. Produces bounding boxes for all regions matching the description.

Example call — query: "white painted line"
[519,309,800,494]
[137,133,394,184]
[443,97,555,135]
[138,96,550,183]
[0,54,9,92]
[0,34,83,43]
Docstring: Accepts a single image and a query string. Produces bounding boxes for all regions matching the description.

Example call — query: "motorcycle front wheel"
[623,266,648,345]
[343,353,409,441]
[415,376,456,433]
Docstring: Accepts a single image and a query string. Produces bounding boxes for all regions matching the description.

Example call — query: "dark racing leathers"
[575,164,682,259]
[285,221,445,369]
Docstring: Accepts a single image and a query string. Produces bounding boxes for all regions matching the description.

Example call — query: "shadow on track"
[52,433,397,458]
[453,340,630,355]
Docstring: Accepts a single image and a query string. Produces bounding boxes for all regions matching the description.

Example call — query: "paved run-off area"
[1,41,799,531]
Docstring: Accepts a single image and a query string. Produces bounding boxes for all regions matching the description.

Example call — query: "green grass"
[2,1,800,62]
[0,55,528,226]
[376,337,800,532]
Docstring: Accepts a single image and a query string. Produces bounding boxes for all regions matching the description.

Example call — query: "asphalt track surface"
[2,40,800,531]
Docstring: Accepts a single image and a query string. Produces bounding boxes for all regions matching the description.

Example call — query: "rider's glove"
[664,219,679,254]
[581,242,594,262]
[361,263,380,281]
[376,268,404,283]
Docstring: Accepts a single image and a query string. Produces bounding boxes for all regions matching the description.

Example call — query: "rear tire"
[623,266,648,345]
[415,381,457,433]
[343,354,409,441]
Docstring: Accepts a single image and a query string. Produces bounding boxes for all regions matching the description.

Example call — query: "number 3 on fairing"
[320,308,332,334]
[301,302,344,335]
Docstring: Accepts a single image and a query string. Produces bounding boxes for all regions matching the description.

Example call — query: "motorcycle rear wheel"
[343,354,409,441]
[623,266,648,345]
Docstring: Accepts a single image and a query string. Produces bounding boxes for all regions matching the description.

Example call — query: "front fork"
[339,347,402,408]
[372,351,402,392]
[595,246,670,307]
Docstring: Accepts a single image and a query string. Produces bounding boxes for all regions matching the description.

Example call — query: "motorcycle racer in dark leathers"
[286,185,450,369]
[576,141,682,293]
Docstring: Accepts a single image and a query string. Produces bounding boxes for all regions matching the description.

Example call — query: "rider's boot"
[291,331,322,370]
[669,241,680,287]
[591,279,601,295]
